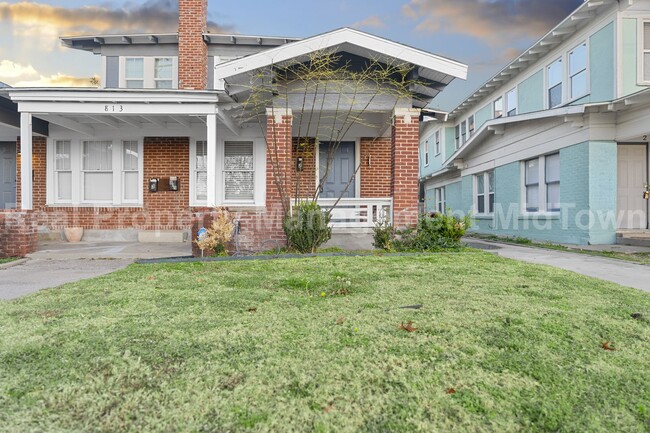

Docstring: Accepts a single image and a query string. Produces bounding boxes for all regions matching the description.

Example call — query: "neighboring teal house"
[421,0,650,245]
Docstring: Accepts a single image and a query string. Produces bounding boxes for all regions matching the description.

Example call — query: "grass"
[1,253,649,432]
[0,257,18,265]
[469,234,650,266]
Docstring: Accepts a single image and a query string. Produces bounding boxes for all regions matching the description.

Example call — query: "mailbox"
[149,178,159,193]
[169,176,179,191]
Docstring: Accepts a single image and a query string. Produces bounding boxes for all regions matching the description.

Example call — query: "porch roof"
[214,28,468,109]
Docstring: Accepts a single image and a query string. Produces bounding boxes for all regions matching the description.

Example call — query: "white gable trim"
[214,28,468,82]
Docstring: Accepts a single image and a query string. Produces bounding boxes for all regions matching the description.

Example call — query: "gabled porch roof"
[214,28,468,109]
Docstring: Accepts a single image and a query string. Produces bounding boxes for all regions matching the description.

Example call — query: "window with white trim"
[569,43,588,100]
[461,120,467,144]
[82,141,113,202]
[435,187,445,213]
[224,141,254,202]
[194,141,208,202]
[455,125,460,150]
[125,58,144,89]
[54,140,72,202]
[494,96,503,119]
[468,115,475,138]
[643,22,650,82]
[506,88,517,116]
[524,153,560,213]
[423,140,429,167]
[122,140,139,203]
[475,171,495,215]
[434,130,441,155]
[547,58,563,108]
[154,58,173,89]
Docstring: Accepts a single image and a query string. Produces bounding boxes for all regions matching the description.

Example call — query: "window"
[461,121,467,144]
[224,142,254,201]
[547,58,563,108]
[643,22,650,82]
[569,43,588,99]
[154,58,173,89]
[455,125,460,150]
[506,88,517,116]
[125,58,144,89]
[82,141,113,202]
[54,140,72,201]
[122,140,139,202]
[434,130,441,155]
[195,141,208,202]
[524,153,560,213]
[494,97,503,118]
[476,171,495,214]
[423,140,429,166]
[435,187,446,213]
[468,115,475,138]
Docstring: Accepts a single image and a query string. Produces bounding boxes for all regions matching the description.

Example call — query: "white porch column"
[20,112,33,210]
[206,113,218,207]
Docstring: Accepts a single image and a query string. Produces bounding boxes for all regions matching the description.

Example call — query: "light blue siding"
[105,57,119,89]
[518,70,544,114]
[444,127,456,162]
[589,22,615,103]
[444,181,463,212]
[474,104,492,131]
[622,18,644,96]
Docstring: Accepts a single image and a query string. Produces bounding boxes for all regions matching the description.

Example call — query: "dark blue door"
[0,142,16,209]
[319,142,356,199]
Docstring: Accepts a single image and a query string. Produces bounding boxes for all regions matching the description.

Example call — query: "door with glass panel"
[0,142,16,209]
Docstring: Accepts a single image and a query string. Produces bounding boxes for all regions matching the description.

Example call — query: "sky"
[0,0,584,111]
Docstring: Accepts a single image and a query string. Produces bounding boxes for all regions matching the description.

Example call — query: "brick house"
[0,0,467,257]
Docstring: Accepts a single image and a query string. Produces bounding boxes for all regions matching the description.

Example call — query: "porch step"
[616,231,650,247]
[138,231,188,243]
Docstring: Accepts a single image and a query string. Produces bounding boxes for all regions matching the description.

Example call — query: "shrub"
[372,218,396,251]
[195,208,235,256]
[284,201,332,253]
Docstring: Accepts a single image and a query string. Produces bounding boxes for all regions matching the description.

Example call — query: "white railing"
[308,198,393,228]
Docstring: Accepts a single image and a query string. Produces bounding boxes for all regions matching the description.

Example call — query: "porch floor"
[30,240,192,260]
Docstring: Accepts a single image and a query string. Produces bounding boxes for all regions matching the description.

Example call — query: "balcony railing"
[292,198,392,228]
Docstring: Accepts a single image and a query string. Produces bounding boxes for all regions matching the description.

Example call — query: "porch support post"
[206,113,218,207]
[391,108,420,228]
[20,112,33,210]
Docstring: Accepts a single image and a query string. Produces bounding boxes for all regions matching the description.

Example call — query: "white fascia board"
[214,28,468,81]
[7,89,220,104]
[15,101,219,116]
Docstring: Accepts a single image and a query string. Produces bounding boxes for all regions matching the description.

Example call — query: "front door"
[0,142,16,209]
[319,141,356,199]
[617,144,648,229]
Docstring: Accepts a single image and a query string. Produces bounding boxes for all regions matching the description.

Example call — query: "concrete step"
[616,236,650,247]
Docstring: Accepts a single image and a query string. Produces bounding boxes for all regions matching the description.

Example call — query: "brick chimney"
[178,0,208,90]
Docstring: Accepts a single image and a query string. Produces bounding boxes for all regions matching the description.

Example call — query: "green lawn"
[0,257,18,265]
[1,253,649,432]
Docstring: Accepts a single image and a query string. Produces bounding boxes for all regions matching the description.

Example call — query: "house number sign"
[104,105,124,113]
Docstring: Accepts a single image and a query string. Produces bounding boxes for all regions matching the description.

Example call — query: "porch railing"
[292,198,393,228]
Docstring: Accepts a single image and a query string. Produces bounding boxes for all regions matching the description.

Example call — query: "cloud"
[0,0,231,36]
[351,15,386,29]
[402,0,583,46]
[13,73,100,88]
[0,60,38,80]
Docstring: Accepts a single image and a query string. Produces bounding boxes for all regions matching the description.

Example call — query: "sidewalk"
[466,239,650,293]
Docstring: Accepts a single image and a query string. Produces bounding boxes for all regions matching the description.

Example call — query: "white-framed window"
[120,57,178,89]
[125,58,144,89]
[224,141,255,202]
[434,130,441,156]
[461,120,467,144]
[569,42,588,100]
[468,115,475,138]
[494,97,503,119]
[54,140,72,202]
[435,187,446,213]
[506,88,517,116]
[154,58,174,89]
[524,153,560,213]
[455,125,460,150]
[547,58,563,108]
[194,140,208,202]
[475,171,495,215]
[423,140,429,167]
[642,22,650,82]
[122,140,139,203]
[48,139,142,206]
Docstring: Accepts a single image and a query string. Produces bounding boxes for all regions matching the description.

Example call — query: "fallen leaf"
[147,276,156,281]
[324,401,335,413]
[247,308,257,313]
[602,341,615,351]
[336,316,346,325]
[447,388,456,395]
[399,321,417,332]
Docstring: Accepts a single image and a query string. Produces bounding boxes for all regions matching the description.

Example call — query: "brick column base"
[391,109,420,228]
[0,211,38,258]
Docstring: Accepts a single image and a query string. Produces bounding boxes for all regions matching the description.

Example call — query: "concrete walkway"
[466,239,650,293]
[0,241,192,301]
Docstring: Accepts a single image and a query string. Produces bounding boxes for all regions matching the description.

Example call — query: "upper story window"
[468,115,475,138]
[569,43,588,100]
[119,57,178,89]
[643,22,650,82]
[494,97,503,118]
[422,140,429,167]
[461,120,467,144]
[455,125,460,150]
[506,88,517,116]
[434,130,441,155]
[547,58,563,108]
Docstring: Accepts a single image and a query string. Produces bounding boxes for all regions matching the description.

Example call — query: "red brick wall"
[391,114,420,228]
[0,211,37,258]
[16,137,47,211]
[292,138,316,198]
[360,137,391,198]
[178,0,208,90]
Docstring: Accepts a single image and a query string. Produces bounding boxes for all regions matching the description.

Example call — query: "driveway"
[466,239,650,293]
